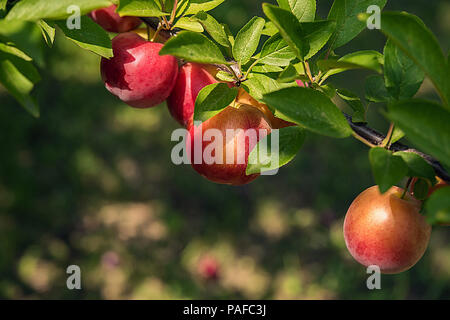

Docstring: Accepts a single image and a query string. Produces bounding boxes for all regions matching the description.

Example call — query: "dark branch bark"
[140,18,450,184]
[345,114,450,183]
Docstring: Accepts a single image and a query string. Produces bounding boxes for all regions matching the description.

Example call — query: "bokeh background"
[0,0,449,299]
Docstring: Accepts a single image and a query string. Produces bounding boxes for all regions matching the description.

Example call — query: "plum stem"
[302,61,314,84]
[402,177,413,199]
[151,23,164,42]
[146,24,151,41]
[351,132,377,148]
[169,0,179,26]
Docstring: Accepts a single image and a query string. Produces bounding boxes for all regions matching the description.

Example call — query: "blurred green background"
[0,0,449,299]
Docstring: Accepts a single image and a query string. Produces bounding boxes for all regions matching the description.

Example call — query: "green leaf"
[191,11,231,49]
[388,99,450,169]
[412,178,430,201]
[160,31,227,64]
[319,83,336,99]
[319,50,383,79]
[55,16,113,58]
[328,0,387,49]
[384,39,424,100]
[0,44,40,83]
[336,88,366,123]
[246,126,305,175]
[117,0,165,17]
[184,0,225,16]
[233,17,265,65]
[263,3,309,61]
[215,71,235,82]
[37,20,56,47]
[390,127,405,144]
[277,0,316,22]
[365,75,391,103]
[241,72,297,103]
[6,0,112,21]
[222,23,234,47]
[369,147,408,193]
[0,20,46,68]
[394,151,436,183]
[258,33,296,67]
[173,17,204,32]
[252,65,284,73]
[193,83,238,122]
[163,0,188,16]
[378,12,449,108]
[0,59,39,117]
[425,187,450,225]
[262,21,278,37]
[262,87,352,138]
[0,41,32,61]
[302,20,336,60]
[277,63,305,83]
[263,11,334,62]
[0,0,7,18]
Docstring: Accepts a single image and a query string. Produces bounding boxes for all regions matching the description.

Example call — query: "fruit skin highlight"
[89,5,142,33]
[187,104,272,186]
[100,32,179,108]
[167,63,219,128]
[343,185,431,274]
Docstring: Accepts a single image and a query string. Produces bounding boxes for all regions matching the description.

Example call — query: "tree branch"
[140,18,450,184]
[345,114,450,183]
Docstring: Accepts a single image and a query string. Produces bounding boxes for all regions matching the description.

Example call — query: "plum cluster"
[90,5,442,275]
[91,5,295,186]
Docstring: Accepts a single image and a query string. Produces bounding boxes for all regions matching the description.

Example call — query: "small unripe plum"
[344,186,431,274]
[101,32,178,108]
[167,63,219,128]
[236,89,295,129]
[187,104,272,185]
[89,5,142,33]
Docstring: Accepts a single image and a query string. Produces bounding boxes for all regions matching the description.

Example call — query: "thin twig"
[381,122,395,149]
[302,61,314,83]
[158,0,170,28]
[242,59,260,82]
[402,177,413,199]
[169,0,178,26]
[352,132,377,148]
[151,24,164,42]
